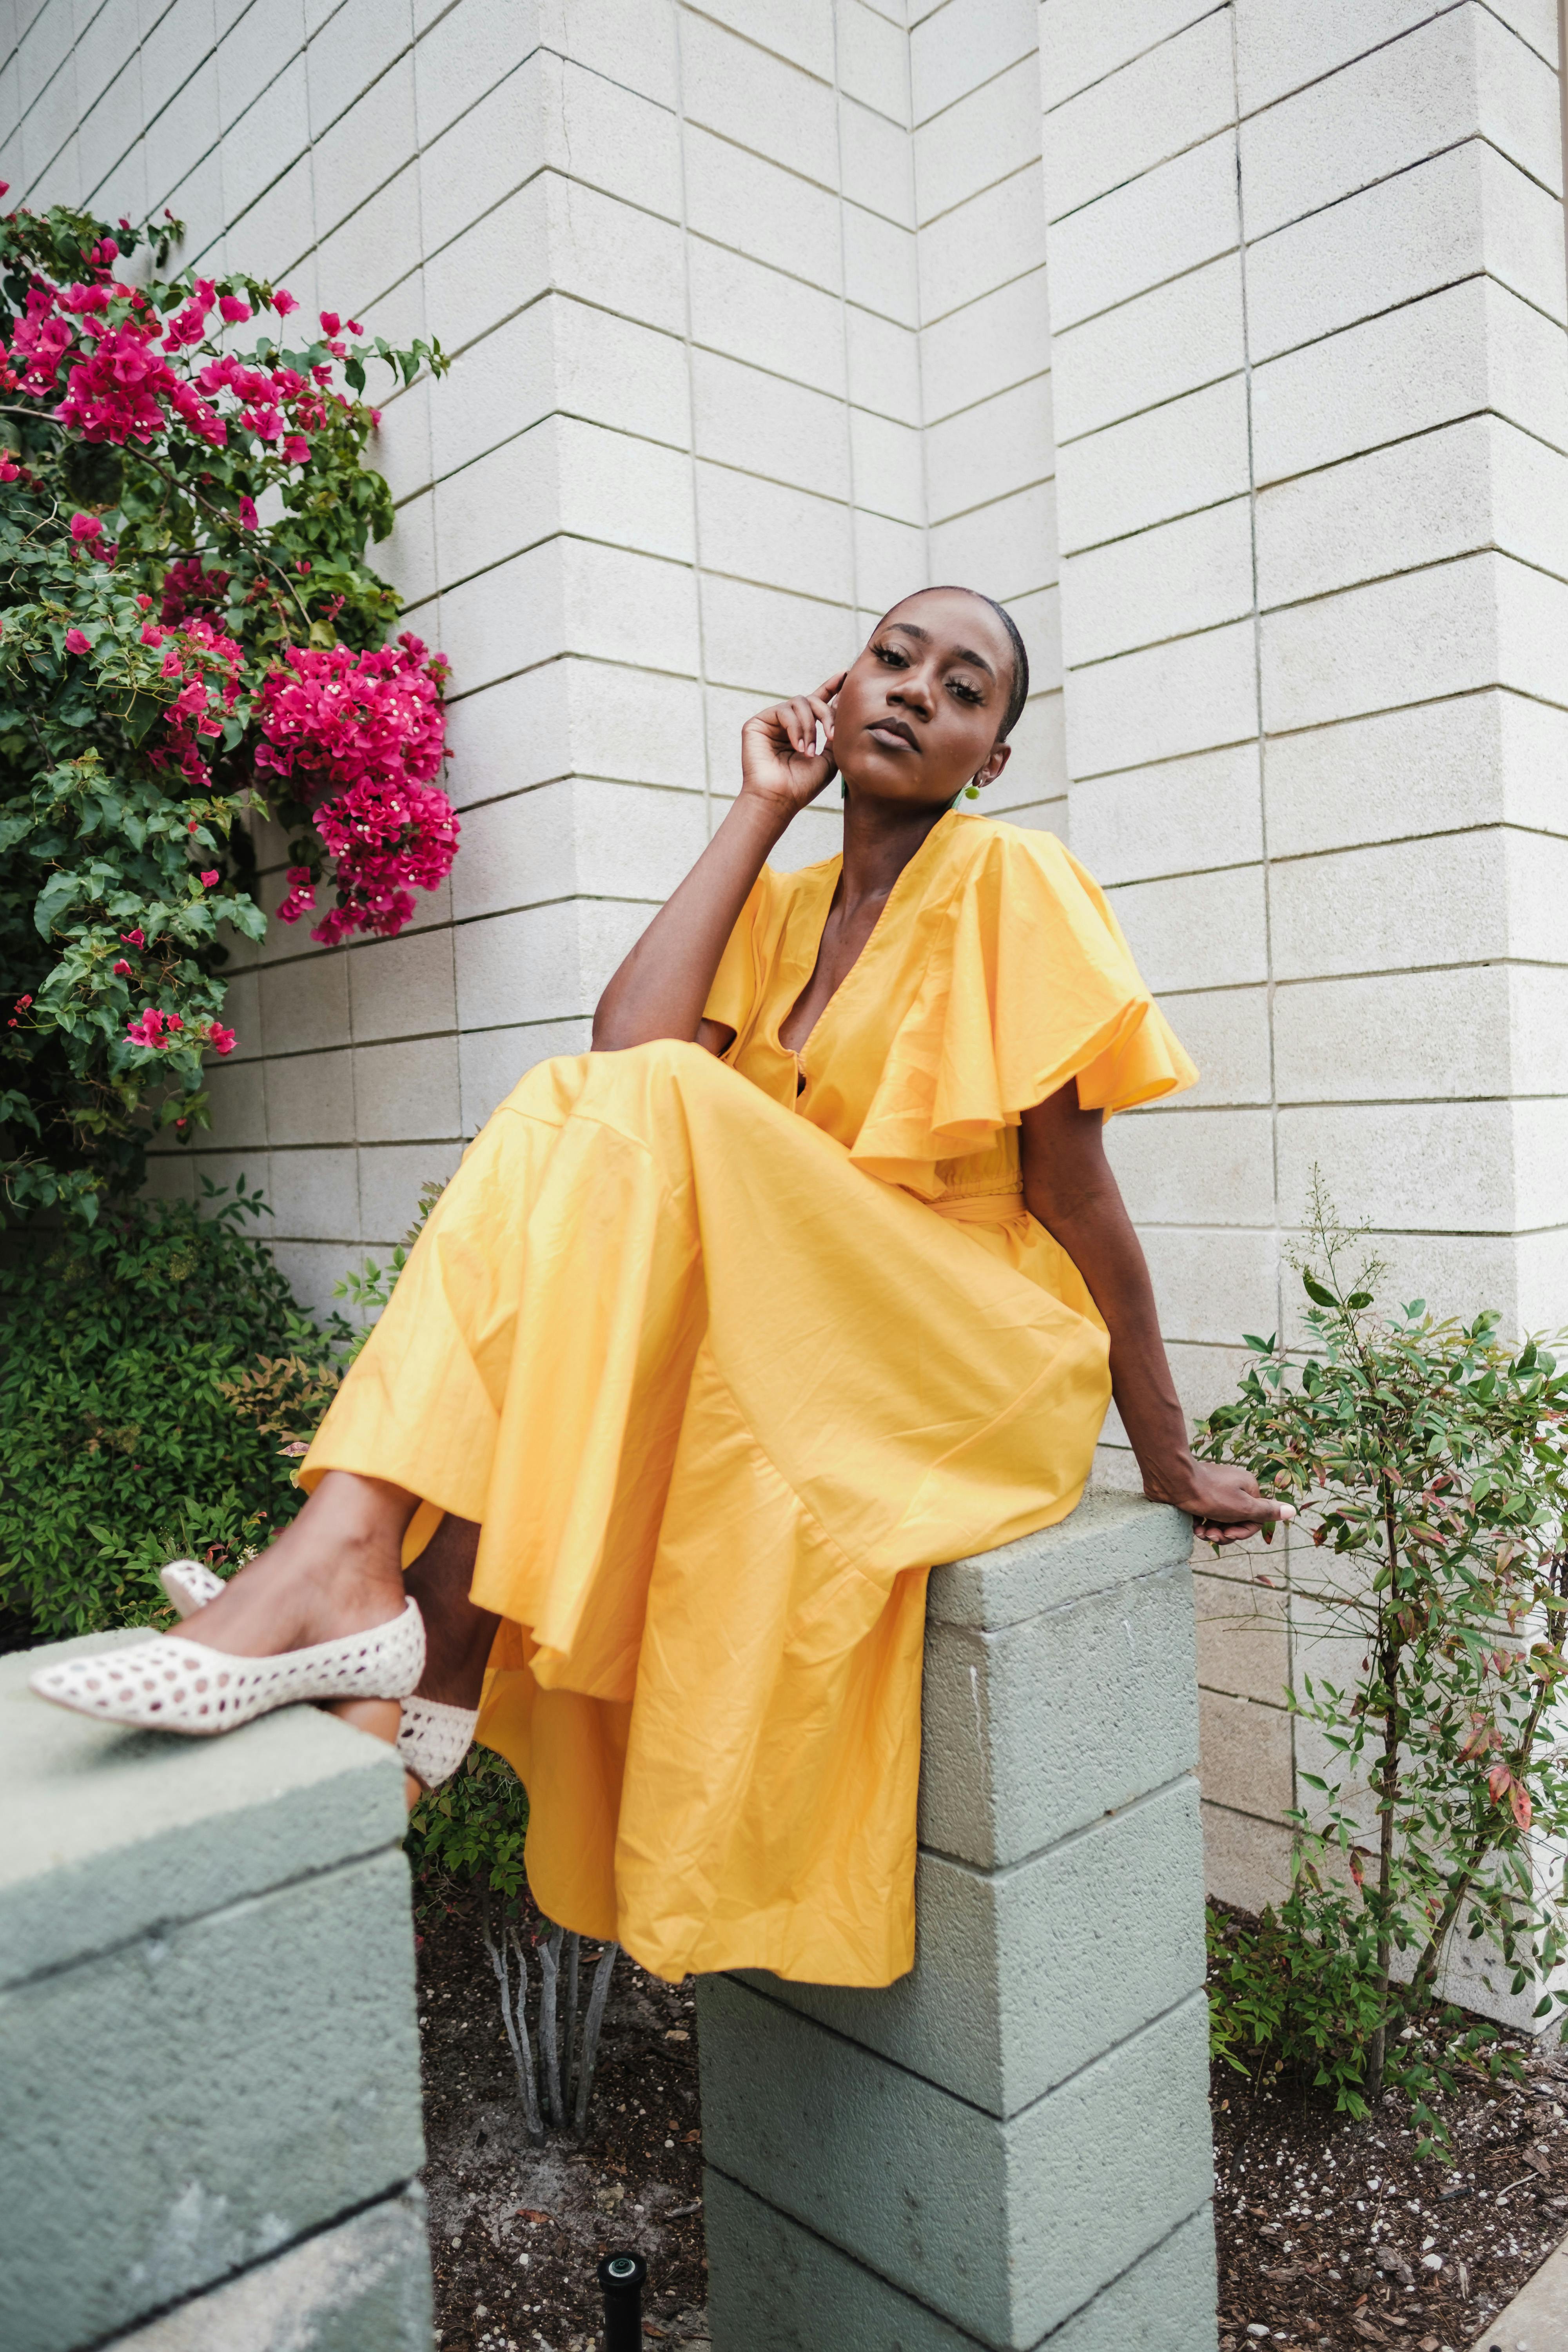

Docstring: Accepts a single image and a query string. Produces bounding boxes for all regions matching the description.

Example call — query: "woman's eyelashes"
[869,642,987,706]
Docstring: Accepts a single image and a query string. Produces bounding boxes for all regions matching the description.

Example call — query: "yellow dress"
[301,813,1195,1985]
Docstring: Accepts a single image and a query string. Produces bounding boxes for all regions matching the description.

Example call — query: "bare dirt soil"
[416,1890,709,2352]
[417,1880,1568,2352]
[1214,2031,1568,2350]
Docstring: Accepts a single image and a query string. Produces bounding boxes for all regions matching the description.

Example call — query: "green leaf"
[1302,1271,1337,1308]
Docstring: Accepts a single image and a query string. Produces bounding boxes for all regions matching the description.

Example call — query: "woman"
[34,584,1281,1987]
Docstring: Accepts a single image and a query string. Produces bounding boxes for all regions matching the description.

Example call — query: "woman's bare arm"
[1020,1083,1291,1544]
[592,675,843,1052]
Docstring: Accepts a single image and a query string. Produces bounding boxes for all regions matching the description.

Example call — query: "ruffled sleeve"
[849,824,1196,1191]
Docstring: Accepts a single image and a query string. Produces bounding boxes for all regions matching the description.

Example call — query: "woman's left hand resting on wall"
[1020,1084,1292,1547]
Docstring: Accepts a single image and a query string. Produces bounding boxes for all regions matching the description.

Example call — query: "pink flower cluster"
[124,1005,236,1055]
[0,266,329,461]
[257,634,457,945]
[139,608,246,791]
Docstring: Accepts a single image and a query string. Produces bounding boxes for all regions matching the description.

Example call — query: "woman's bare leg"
[327,1516,494,1805]
[165,1470,414,1656]
[403,1512,499,1710]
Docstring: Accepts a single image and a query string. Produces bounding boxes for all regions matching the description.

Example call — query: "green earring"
[964,779,981,799]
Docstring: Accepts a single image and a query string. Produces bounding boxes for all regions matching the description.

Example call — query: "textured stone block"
[110,2186,433,2350]
[705,2172,1220,2351]
[0,1636,423,2352]
[1050,256,1243,444]
[1063,616,1256,779]
[922,1564,1202,1870]
[697,1977,1213,2350]
[1061,497,1252,670]
[1054,375,1249,555]
[1047,131,1235,333]
[1042,11,1233,221]
[0,1639,406,1990]
[910,0,1036,125]
[738,1775,1205,2116]
[912,54,1041,223]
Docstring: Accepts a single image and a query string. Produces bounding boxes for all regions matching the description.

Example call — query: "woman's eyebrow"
[886,620,996,679]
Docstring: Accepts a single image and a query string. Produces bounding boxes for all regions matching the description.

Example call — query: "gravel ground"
[1214,2033,1568,2349]
[416,1890,709,2352]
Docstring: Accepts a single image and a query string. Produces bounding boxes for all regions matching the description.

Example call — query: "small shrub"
[1196,1176,1568,2153]
[0,1178,348,1637]
[405,1744,530,1907]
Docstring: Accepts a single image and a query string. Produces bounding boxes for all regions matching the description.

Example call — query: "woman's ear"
[974,740,1011,790]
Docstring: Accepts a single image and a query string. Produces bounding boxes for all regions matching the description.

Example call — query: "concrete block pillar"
[698,1491,1218,2351]
[0,1633,431,2352]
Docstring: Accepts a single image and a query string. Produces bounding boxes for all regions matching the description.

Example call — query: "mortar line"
[711,1973,1209,2123]
[915,1768,1201,1879]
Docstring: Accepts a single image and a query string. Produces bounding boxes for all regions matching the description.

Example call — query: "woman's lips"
[867,720,916,751]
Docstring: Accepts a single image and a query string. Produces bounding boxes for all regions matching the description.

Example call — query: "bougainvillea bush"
[0,196,455,1220]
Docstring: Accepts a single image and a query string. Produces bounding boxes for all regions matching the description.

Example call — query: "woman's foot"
[161,1471,417,1660]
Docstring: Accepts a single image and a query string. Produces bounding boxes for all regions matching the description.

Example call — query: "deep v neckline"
[776,813,958,1064]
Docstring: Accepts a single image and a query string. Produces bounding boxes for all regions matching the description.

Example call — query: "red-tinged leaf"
[1255,1573,1279,1588]
[1512,1780,1533,1833]
[1489,1762,1512,1806]
[1348,1848,1365,1890]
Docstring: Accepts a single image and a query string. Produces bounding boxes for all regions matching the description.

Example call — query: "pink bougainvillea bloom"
[271,287,299,317]
[113,958,131,976]
[65,627,90,654]
[166,1012,183,1031]
[69,511,103,541]
[283,434,309,465]
[238,495,258,530]
[0,456,18,482]
[140,621,163,646]
[296,557,311,573]
[120,927,145,947]
[207,1022,237,1054]
[347,319,364,336]
[218,294,251,323]
[16,993,32,1008]
[319,311,341,336]
[57,320,180,445]
[199,869,219,886]
[125,1006,167,1048]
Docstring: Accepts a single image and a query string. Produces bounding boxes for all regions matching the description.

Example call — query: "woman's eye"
[872,643,905,667]
[949,680,982,704]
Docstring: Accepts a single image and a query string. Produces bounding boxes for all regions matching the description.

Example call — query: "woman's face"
[832,587,1016,808]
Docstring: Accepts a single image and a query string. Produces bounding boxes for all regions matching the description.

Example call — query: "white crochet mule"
[29,1599,425,1734]
[160,1559,475,1788]
[395,1694,479,1790]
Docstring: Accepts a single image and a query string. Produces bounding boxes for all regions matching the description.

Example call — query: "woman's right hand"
[740,672,846,819]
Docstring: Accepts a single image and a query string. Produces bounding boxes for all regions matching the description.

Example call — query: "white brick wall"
[1043,0,1568,1907]
[8,0,1567,1914]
